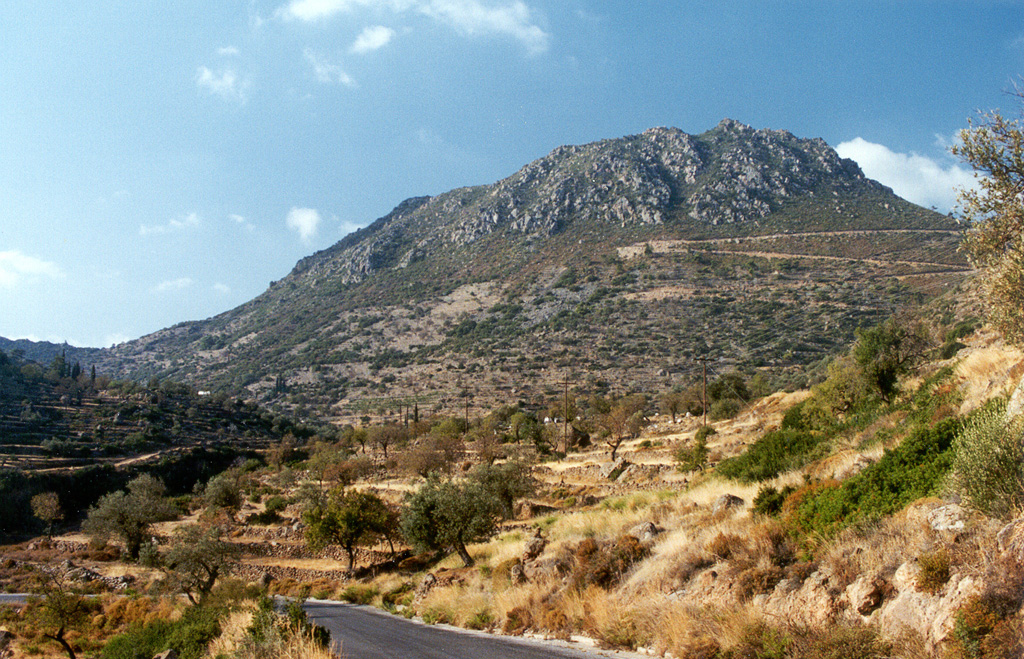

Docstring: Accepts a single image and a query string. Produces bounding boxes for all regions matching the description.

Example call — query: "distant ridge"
[82,120,967,422]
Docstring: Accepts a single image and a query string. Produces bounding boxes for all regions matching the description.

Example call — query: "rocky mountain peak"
[290,122,887,285]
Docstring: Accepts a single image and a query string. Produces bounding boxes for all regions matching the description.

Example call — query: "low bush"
[949,402,1024,519]
[718,429,826,483]
[916,549,950,594]
[752,484,797,517]
[101,605,224,659]
[789,418,959,542]
[339,585,378,605]
[570,535,650,591]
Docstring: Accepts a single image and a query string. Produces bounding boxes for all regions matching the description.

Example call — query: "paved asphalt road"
[302,600,640,659]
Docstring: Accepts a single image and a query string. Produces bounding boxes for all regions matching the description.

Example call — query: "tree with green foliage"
[954,90,1024,343]
[202,470,244,518]
[28,570,93,659]
[594,394,648,460]
[31,491,63,538]
[163,524,241,605]
[853,315,932,403]
[400,476,500,566]
[468,460,535,519]
[303,489,394,571]
[83,474,178,559]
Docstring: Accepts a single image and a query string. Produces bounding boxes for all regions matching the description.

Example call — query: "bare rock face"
[927,504,967,533]
[523,530,547,561]
[711,494,745,515]
[844,575,889,616]
[1006,377,1024,420]
[997,516,1024,563]
[599,458,630,481]
[509,561,527,586]
[876,561,982,652]
[761,569,844,627]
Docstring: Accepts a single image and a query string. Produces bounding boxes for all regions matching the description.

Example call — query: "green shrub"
[718,429,825,483]
[263,495,287,514]
[949,403,1024,519]
[339,585,378,605]
[792,418,959,541]
[674,438,709,473]
[101,606,223,659]
[753,484,797,517]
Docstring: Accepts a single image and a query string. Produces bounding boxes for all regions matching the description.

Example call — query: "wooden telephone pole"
[559,372,574,453]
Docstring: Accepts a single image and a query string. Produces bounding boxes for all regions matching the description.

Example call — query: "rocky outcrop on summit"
[292,119,883,285]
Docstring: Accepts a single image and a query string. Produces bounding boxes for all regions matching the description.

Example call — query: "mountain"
[93,120,969,422]
[0,337,105,371]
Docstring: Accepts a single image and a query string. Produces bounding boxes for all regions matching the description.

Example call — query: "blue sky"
[1,1,1022,348]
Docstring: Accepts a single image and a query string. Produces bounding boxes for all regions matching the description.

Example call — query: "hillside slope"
[96,120,968,422]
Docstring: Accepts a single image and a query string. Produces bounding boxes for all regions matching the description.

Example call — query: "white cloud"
[419,0,548,54]
[213,282,232,294]
[279,0,548,54]
[196,66,249,103]
[351,25,396,53]
[835,137,977,213]
[152,277,194,293]
[140,212,200,237]
[218,46,241,56]
[287,207,322,243]
[304,49,356,86]
[0,251,63,289]
[229,213,256,231]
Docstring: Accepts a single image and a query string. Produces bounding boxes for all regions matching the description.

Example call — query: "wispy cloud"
[196,66,250,103]
[351,25,396,53]
[213,282,232,294]
[836,137,977,213]
[218,46,241,56]
[304,49,356,86]
[279,0,548,54]
[152,277,194,293]
[0,251,63,289]
[420,0,548,55]
[140,212,200,237]
[286,207,322,243]
[229,213,256,231]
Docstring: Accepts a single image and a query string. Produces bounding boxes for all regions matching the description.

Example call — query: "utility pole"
[700,356,708,428]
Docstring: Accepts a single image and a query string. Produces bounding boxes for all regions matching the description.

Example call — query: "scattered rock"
[153,650,178,659]
[414,574,437,601]
[258,571,274,588]
[600,458,630,481]
[627,521,662,543]
[523,530,546,561]
[711,494,745,515]
[845,575,889,616]
[997,516,1024,563]
[927,504,966,533]
[513,501,558,520]
[509,561,527,586]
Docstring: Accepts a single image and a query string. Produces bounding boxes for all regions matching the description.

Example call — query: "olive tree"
[303,490,394,572]
[954,89,1024,342]
[400,477,500,567]
[82,474,177,559]
[163,524,241,605]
